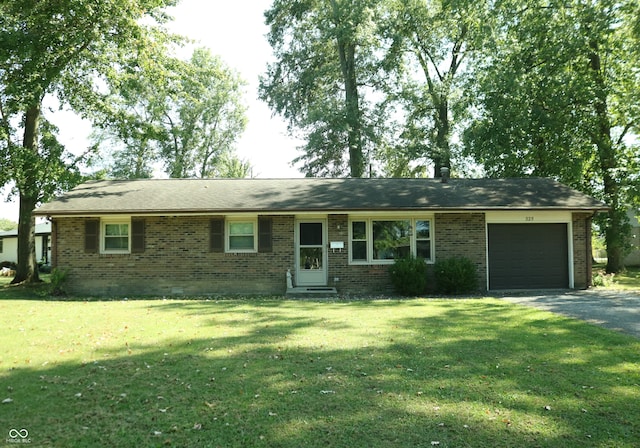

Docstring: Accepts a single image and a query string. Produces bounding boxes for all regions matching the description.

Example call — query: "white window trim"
[348,217,434,265]
[226,218,258,253]
[101,218,131,254]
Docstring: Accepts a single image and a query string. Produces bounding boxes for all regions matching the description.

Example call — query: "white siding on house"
[0,237,18,263]
[0,222,51,264]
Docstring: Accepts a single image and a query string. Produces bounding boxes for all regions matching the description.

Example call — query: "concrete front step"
[285,286,338,298]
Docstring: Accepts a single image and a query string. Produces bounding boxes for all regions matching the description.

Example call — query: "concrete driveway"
[499,289,640,338]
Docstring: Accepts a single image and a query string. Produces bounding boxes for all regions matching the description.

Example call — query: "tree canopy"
[0,0,179,283]
[463,0,640,272]
[260,0,388,177]
[260,0,639,271]
[98,46,249,179]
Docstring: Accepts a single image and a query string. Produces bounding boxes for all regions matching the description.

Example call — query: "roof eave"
[34,205,610,218]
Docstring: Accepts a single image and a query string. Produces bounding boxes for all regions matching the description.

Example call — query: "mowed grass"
[1,296,639,447]
[611,266,640,291]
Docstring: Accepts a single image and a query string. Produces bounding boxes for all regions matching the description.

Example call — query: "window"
[415,220,431,260]
[351,221,367,261]
[102,220,130,253]
[350,218,433,264]
[227,220,256,252]
[211,217,271,253]
[373,220,410,260]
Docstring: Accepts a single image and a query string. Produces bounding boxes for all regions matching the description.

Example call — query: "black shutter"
[210,218,224,252]
[131,218,145,253]
[258,217,273,253]
[85,220,99,253]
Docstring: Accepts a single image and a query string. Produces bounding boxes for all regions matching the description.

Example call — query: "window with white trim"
[227,219,257,252]
[101,220,130,253]
[350,218,433,264]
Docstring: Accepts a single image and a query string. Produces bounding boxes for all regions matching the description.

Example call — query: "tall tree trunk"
[12,193,40,284]
[588,40,625,273]
[338,41,364,178]
[331,0,364,178]
[11,106,42,284]
[432,95,450,178]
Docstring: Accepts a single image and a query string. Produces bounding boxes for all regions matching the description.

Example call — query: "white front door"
[296,220,327,286]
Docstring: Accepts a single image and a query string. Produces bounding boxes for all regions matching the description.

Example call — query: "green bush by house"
[434,256,478,294]
[388,256,428,296]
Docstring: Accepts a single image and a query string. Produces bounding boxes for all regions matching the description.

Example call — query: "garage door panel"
[488,223,568,289]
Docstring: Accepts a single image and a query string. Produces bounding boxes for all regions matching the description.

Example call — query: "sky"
[0,0,302,222]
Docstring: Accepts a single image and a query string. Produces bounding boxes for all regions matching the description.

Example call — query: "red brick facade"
[51,212,593,296]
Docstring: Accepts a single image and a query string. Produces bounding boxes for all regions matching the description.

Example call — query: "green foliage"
[99,47,249,179]
[48,268,68,296]
[592,269,616,288]
[388,256,428,296]
[379,0,491,178]
[260,0,386,177]
[433,256,478,294]
[0,0,179,282]
[463,0,640,273]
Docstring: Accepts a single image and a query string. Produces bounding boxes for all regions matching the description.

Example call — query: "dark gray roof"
[33,178,608,216]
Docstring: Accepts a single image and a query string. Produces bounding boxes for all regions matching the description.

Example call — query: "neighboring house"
[0,222,52,265]
[623,209,640,266]
[33,178,608,296]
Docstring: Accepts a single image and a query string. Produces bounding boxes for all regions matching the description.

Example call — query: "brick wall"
[54,215,295,296]
[53,212,593,296]
[434,213,487,290]
[572,213,592,289]
[326,213,488,295]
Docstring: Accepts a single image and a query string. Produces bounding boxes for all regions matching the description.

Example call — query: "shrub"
[49,268,69,296]
[434,257,478,294]
[592,269,616,287]
[388,256,428,296]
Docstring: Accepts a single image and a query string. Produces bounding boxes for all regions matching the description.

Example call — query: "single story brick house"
[33,177,607,296]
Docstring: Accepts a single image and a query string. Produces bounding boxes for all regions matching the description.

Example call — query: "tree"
[380,0,489,178]
[260,0,386,177]
[464,0,640,273]
[0,0,178,283]
[214,154,253,179]
[101,47,248,179]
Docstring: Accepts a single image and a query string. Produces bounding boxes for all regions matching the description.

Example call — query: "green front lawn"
[1,297,638,447]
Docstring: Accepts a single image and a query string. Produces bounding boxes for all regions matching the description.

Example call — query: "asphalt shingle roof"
[33,178,608,216]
